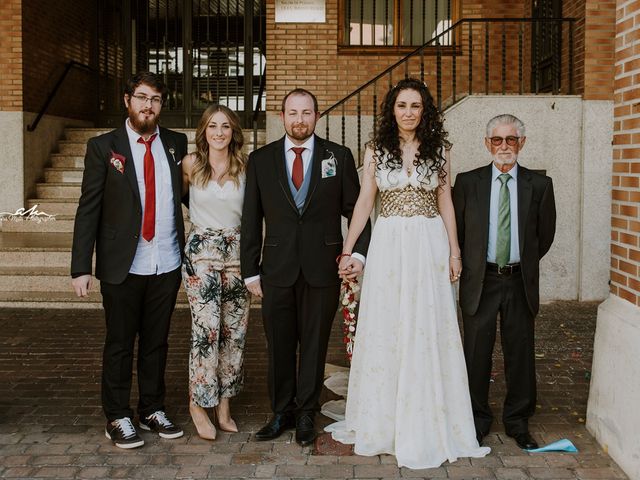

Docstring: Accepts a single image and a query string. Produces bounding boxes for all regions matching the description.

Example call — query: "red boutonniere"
[341,279,360,362]
[109,152,126,174]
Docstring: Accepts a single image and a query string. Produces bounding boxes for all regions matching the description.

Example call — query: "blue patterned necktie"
[496,173,512,268]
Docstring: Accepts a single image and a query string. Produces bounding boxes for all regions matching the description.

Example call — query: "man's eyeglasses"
[130,94,163,106]
[489,136,520,146]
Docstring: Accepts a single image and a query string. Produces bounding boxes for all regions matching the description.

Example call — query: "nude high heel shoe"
[189,404,216,440]
[214,400,239,433]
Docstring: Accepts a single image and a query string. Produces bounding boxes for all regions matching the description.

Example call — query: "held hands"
[246,278,263,298]
[449,256,462,283]
[338,255,364,281]
[71,274,93,297]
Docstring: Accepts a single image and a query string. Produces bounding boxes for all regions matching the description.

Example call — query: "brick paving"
[0,301,629,479]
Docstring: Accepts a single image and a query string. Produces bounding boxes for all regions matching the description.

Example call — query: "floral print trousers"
[182,225,251,408]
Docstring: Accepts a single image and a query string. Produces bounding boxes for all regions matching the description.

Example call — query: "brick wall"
[583,0,615,100]
[22,0,97,120]
[611,0,640,306]
[267,0,614,117]
[0,0,22,111]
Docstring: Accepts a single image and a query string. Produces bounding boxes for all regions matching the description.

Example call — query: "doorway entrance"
[97,0,266,128]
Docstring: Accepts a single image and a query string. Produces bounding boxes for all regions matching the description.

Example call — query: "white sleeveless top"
[188,175,245,229]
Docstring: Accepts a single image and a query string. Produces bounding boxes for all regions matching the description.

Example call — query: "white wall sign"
[275,0,326,23]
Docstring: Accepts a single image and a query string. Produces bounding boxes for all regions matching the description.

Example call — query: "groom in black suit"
[241,88,370,446]
[71,72,187,449]
[453,114,556,450]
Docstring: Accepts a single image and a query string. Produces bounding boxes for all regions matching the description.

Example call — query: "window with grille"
[341,0,455,47]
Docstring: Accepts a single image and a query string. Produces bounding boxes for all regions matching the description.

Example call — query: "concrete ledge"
[587,294,640,480]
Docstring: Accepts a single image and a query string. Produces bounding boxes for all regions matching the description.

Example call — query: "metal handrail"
[321,17,576,118]
[27,61,96,132]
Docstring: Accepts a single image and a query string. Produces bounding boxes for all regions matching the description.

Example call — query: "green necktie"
[496,173,512,268]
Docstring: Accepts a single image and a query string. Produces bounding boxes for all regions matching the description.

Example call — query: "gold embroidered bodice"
[379,184,439,218]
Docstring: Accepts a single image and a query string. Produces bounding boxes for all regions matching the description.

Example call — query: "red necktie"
[137,133,157,241]
[291,147,305,190]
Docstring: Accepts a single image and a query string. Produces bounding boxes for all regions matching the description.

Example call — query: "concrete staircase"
[0,127,266,308]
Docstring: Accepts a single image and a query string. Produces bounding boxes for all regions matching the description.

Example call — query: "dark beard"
[287,125,313,142]
[128,111,159,135]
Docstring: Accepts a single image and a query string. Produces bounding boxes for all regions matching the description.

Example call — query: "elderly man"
[453,114,556,450]
[71,72,187,449]
[241,88,371,446]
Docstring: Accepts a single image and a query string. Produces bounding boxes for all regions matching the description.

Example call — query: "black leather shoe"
[295,413,317,446]
[476,431,485,446]
[254,413,295,441]
[510,432,539,450]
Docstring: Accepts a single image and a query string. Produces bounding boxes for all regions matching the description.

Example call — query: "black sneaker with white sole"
[105,417,145,449]
[139,410,184,439]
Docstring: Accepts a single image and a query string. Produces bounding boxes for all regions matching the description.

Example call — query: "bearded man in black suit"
[453,114,556,450]
[241,88,371,446]
[71,72,187,449]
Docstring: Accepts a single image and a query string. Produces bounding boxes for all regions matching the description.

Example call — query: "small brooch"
[169,147,181,165]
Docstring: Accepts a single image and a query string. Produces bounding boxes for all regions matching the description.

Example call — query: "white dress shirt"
[125,120,181,275]
[487,163,520,264]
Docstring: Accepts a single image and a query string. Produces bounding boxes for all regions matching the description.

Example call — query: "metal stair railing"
[320,17,576,167]
[27,61,97,132]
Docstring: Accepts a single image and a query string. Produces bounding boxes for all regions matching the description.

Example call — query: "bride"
[327,78,490,469]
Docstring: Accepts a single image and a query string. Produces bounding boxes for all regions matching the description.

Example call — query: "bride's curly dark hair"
[372,78,450,187]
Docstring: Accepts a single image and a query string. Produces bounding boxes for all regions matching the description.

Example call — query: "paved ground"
[0,301,629,479]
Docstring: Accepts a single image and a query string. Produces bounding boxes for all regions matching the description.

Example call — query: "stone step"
[51,154,84,168]
[57,141,87,156]
[0,267,197,297]
[44,167,84,183]
[27,198,79,216]
[64,128,112,142]
[36,182,81,198]
[0,289,189,309]
[1,214,74,233]
[0,290,104,309]
[0,266,76,291]
[0,232,73,267]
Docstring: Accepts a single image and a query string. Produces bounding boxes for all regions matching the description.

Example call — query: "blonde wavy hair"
[190,104,246,188]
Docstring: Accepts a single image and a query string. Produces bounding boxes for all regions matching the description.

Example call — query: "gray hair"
[486,114,525,137]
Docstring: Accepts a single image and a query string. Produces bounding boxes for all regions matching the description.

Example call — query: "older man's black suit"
[453,163,556,438]
[241,134,370,416]
[71,125,188,421]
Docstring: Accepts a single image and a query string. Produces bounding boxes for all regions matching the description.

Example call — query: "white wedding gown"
[327,164,490,469]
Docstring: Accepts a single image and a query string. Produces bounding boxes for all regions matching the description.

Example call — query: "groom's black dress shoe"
[476,431,485,446]
[255,413,295,441]
[509,432,538,450]
[295,413,317,446]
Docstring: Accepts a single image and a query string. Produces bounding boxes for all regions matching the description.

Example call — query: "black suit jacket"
[71,126,188,284]
[453,163,556,316]
[241,135,371,288]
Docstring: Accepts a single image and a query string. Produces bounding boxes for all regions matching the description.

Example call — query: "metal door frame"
[98,0,264,128]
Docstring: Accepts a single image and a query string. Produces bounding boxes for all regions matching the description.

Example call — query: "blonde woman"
[181,105,250,440]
